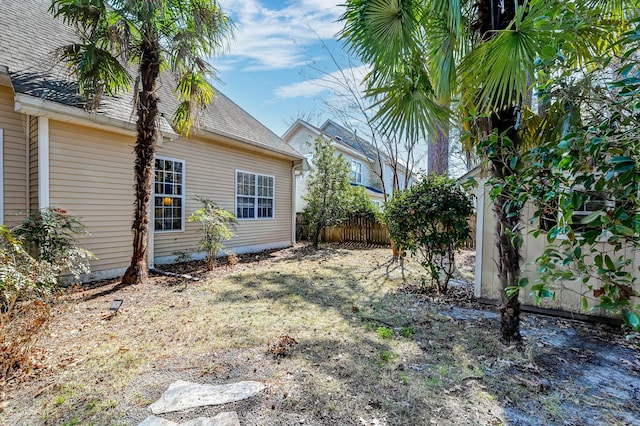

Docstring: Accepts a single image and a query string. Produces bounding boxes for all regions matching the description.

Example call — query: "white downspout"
[37,117,49,208]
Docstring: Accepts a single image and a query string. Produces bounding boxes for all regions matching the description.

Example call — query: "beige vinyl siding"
[48,121,135,273]
[0,85,28,226]
[479,192,638,318]
[154,136,294,259]
[29,116,38,211]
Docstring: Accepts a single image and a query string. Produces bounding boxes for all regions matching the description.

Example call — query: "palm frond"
[173,71,215,135]
[366,54,451,142]
[338,0,422,68]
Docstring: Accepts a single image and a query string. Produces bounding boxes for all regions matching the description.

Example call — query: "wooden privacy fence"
[296,213,477,249]
[296,213,390,245]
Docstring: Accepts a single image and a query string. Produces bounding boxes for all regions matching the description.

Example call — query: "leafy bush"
[12,207,95,281]
[384,174,474,293]
[188,196,236,270]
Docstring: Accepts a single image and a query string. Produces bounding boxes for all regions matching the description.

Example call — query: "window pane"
[237,196,255,218]
[258,198,273,218]
[153,159,184,231]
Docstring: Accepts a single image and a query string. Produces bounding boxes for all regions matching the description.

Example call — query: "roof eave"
[13,93,180,141]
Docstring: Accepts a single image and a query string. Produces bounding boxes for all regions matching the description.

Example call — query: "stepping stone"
[149,380,265,414]
[138,412,240,426]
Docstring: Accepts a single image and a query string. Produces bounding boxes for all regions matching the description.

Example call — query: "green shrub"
[12,207,95,281]
[188,196,236,270]
[347,185,380,221]
[384,174,474,293]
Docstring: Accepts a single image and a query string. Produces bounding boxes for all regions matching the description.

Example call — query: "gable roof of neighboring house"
[319,120,379,161]
[0,0,303,160]
[283,118,409,172]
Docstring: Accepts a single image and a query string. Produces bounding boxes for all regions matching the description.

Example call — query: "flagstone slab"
[149,380,265,414]
[138,412,239,426]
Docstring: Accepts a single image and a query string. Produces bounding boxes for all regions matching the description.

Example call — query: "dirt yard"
[2,244,639,425]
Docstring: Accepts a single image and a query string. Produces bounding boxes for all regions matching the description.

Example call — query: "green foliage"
[384,174,474,293]
[376,326,394,339]
[303,137,353,247]
[347,185,380,221]
[12,207,95,281]
[400,326,415,338]
[377,349,396,365]
[521,22,640,332]
[188,196,236,270]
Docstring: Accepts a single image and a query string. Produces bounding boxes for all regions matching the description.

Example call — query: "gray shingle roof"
[0,0,302,159]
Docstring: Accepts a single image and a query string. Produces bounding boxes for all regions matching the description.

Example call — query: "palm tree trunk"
[493,188,522,341]
[121,33,160,285]
[427,125,449,175]
[479,0,524,342]
[490,106,523,342]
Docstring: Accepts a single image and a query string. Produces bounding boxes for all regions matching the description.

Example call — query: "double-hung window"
[236,170,274,219]
[351,160,362,184]
[154,157,185,231]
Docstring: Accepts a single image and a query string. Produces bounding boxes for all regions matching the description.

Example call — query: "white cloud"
[274,64,369,99]
[217,0,344,71]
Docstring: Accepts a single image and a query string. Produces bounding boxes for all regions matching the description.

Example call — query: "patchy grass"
[1,244,639,425]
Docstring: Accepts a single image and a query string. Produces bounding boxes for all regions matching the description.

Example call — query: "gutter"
[13,93,179,140]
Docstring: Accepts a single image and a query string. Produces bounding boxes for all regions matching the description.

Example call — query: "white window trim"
[235,169,276,220]
[543,177,618,242]
[153,156,186,233]
[351,160,362,184]
[0,128,3,225]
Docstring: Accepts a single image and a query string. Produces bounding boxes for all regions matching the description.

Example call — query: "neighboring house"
[463,168,640,320]
[0,1,304,281]
[282,119,412,212]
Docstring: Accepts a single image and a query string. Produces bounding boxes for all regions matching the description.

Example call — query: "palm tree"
[50,0,233,285]
[339,0,635,342]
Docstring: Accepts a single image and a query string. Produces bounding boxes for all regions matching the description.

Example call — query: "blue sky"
[214,0,353,137]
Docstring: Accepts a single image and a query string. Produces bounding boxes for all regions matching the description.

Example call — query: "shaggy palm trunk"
[121,33,160,285]
[478,0,524,342]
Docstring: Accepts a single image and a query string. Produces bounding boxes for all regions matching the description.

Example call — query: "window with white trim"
[351,160,362,184]
[154,158,185,231]
[236,171,274,219]
[540,188,615,234]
